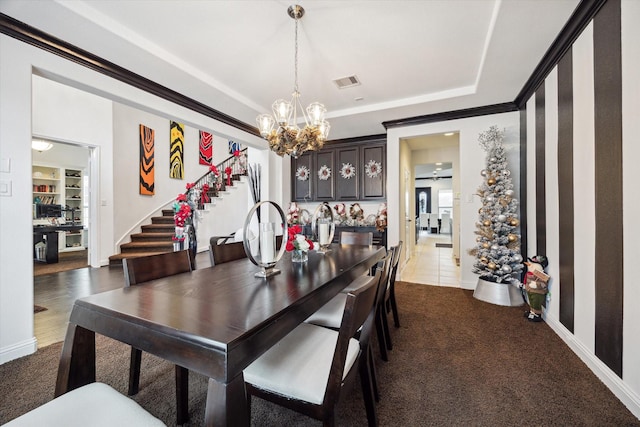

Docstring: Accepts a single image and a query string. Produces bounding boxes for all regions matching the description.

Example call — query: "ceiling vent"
[333,75,361,89]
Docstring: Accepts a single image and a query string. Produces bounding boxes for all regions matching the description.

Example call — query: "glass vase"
[292,249,308,263]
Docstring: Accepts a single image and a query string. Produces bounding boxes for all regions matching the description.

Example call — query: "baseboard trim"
[544,312,640,420]
[0,337,37,364]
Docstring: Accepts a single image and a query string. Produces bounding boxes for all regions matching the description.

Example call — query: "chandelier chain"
[294,16,299,94]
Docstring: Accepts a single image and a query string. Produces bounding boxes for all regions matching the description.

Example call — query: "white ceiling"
[1,0,580,141]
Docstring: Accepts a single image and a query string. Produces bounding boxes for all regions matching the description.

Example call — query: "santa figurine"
[523,255,550,322]
[375,202,387,231]
[334,203,347,225]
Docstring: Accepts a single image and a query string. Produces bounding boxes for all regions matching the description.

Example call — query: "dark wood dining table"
[55,243,386,426]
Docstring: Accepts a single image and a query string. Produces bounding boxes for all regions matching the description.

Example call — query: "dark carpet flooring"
[1,282,638,426]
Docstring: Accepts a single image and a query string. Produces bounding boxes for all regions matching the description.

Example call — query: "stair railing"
[175,148,248,256]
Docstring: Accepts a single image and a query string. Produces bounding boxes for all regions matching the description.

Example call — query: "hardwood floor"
[33,251,212,347]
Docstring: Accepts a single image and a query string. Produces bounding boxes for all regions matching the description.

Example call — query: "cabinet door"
[314,150,335,200]
[291,153,313,201]
[336,147,359,200]
[361,144,386,199]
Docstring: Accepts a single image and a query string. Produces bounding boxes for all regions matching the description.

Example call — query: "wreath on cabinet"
[296,165,310,181]
[340,162,356,179]
[365,160,382,178]
[318,165,332,181]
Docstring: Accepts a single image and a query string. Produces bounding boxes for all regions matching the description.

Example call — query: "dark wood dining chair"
[122,250,192,425]
[209,235,246,266]
[386,241,403,328]
[209,234,283,266]
[244,272,380,426]
[340,230,373,245]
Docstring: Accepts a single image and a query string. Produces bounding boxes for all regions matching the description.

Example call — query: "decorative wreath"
[365,160,382,178]
[340,162,356,179]
[318,165,332,181]
[296,165,310,181]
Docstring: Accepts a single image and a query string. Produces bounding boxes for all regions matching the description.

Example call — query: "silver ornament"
[480,169,487,176]
[505,189,515,196]
[497,214,506,222]
[491,244,499,251]
[502,264,512,273]
[513,254,523,263]
[486,195,494,203]
[489,157,497,163]
[502,170,511,176]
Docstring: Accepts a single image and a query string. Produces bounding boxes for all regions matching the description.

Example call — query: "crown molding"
[0,13,259,137]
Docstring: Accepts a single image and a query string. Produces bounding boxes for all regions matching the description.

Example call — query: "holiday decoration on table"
[349,203,364,225]
[375,202,388,231]
[285,224,314,262]
[340,162,356,179]
[317,165,331,181]
[296,165,310,181]
[364,160,382,178]
[334,203,347,225]
[469,126,524,285]
[523,255,550,322]
[286,201,301,225]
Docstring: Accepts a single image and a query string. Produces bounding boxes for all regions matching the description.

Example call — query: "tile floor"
[400,230,460,287]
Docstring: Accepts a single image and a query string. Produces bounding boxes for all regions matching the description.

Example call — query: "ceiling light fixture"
[31,140,53,152]
[256,5,330,158]
[444,132,454,136]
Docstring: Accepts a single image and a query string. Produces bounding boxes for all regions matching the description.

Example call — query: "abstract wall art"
[170,121,185,179]
[199,130,213,165]
[139,124,155,195]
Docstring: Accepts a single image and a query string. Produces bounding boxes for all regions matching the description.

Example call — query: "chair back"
[122,250,192,286]
[209,235,247,266]
[419,213,429,229]
[209,235,283,266]
[340,231,373,245]
[389,241,403,289]
[323,272,379,404]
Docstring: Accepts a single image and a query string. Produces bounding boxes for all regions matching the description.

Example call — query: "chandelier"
[256,5,330,159]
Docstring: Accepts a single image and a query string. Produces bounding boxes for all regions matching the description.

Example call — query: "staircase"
[108,150,248,267]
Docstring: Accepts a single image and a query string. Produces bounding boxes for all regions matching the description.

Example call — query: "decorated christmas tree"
[470,126,524,284]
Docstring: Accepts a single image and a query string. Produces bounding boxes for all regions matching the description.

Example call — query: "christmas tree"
[470,126,524,284]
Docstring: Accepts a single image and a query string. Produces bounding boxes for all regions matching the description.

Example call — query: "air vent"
[333,75,361,89]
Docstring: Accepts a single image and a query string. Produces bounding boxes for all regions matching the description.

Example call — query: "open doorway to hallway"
[32,140,92,276]
[401,228,460,287]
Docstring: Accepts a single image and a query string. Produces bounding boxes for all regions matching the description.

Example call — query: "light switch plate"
[0,179,11,196]
[0,157,10,173]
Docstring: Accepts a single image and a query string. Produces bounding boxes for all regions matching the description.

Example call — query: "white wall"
[387,112,520,289]
[0,34,266,363]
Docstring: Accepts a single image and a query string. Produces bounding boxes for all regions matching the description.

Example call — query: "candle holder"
[242,201,287,278]
[312,202,335,254]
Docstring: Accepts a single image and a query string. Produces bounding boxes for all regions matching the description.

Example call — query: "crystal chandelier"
[256,5,330,159]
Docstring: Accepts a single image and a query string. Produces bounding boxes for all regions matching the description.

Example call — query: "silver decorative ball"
[502,264,512,273]
[489,157,497,163]
[513,254,523,263]
[486,195,494,203]
[505,189,515,196]
[480,169,487,176]
[502,170,511,176]
[497,214,506,222]
[491,244,499,251]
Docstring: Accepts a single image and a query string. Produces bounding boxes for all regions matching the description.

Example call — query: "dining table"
[54,243,386,426]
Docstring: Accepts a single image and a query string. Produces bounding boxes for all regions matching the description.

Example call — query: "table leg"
[204,374,249,427]
[55,323,96,397]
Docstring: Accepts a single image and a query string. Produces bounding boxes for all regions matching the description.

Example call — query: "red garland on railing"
[225,166,232,186]
[201,184,210,204]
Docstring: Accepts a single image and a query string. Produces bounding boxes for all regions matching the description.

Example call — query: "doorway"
[32,140,93,276]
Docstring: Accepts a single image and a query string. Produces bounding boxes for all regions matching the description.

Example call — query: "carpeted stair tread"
[151,216,174,224]
[108,250,173,266]
[130,232,175,241]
